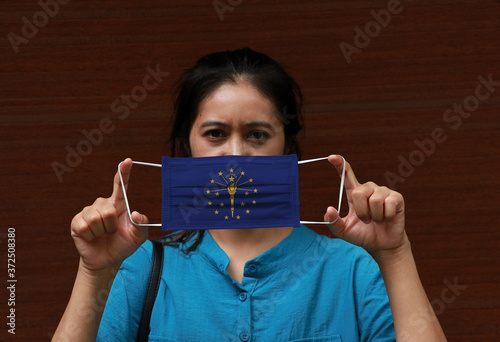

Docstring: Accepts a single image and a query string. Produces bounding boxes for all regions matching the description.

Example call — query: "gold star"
[246,209,250,214]
[229,168,234,173]
[208,201,212,206]
[236,215,240,219]
[241,202,245,206]
[252,200,256,204]
[225,215,229,220]
[245,192,249,196]
[249,178,253,183]
[220,202,224,207]
[218,171,223,176]
[211,179,214,183]
[241,171,245,175]
[253,189,258,193]
[229,176,234,182]
[215,210,219,214]
[215,192,219,196]
[206,190,210,194]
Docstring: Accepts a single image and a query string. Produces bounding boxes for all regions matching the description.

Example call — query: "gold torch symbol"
[207,168,257,219]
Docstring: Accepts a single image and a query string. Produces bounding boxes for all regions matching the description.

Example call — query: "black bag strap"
[137,240,164,342]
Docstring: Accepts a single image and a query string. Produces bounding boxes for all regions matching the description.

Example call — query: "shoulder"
[113,240,157,298]
[120,239,183,275]
[104,241,173,319]
[301,226,382,280]
[121,240,154,271]
[120,239,190,283]
[303,226,373,261]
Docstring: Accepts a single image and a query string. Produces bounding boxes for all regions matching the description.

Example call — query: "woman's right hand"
[70,158,149,272]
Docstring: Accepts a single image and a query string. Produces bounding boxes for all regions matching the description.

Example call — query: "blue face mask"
[119,155,345,231]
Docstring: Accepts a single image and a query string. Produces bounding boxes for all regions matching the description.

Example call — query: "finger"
[368,186,392,223]
[324,206,346,238]
[350,182,377,223]
[384,191,404,222]
[96,201,118,235]
[129,211,150,242]
[131,211,149,225]
[328,155,360,201]
[112,158,133,204]
[81,205,106,238]
[71,213,96,242]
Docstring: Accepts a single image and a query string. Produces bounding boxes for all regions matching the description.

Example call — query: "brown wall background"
[1,0,499,340]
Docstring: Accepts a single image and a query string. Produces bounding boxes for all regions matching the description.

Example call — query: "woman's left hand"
[324,155,407,253]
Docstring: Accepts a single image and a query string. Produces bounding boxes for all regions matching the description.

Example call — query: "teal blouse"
[98,225,395,341]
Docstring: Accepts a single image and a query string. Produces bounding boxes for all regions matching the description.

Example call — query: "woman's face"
[189,81,286,158]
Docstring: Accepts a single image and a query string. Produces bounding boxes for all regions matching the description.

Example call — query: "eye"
[248,131,269,141]
[205,129,225,139]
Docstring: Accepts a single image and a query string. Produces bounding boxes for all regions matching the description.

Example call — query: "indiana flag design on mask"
[207,167,258,220]
[161,155,300,231]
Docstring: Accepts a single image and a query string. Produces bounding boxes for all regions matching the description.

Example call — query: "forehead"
[195,81,280,125]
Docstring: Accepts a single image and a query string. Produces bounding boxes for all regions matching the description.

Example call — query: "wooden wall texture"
[1,0,499,340]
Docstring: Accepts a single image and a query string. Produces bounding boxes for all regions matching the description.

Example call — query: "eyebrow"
[199,121,229,128]
[199,121,275,130]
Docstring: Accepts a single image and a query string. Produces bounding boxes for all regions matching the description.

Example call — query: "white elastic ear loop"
[118,156,346,228]
[298,156,346,226]
[118,161,162,227]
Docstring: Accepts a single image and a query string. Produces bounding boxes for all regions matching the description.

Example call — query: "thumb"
[131,211,149,225]
[129,211,150,243]
[324,206,346,238]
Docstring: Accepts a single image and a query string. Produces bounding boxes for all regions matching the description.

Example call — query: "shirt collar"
[196,225,317,278]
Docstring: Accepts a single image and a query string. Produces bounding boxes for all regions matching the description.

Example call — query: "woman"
[54,48,446,341]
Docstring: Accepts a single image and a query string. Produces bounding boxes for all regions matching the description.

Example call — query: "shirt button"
[248,264,257,273]
[240,332,250,341]
[238,292,248,302]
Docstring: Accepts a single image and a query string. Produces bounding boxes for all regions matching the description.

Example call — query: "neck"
[209,227,293,260]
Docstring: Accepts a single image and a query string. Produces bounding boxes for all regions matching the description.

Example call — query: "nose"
[223,136,249,156]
